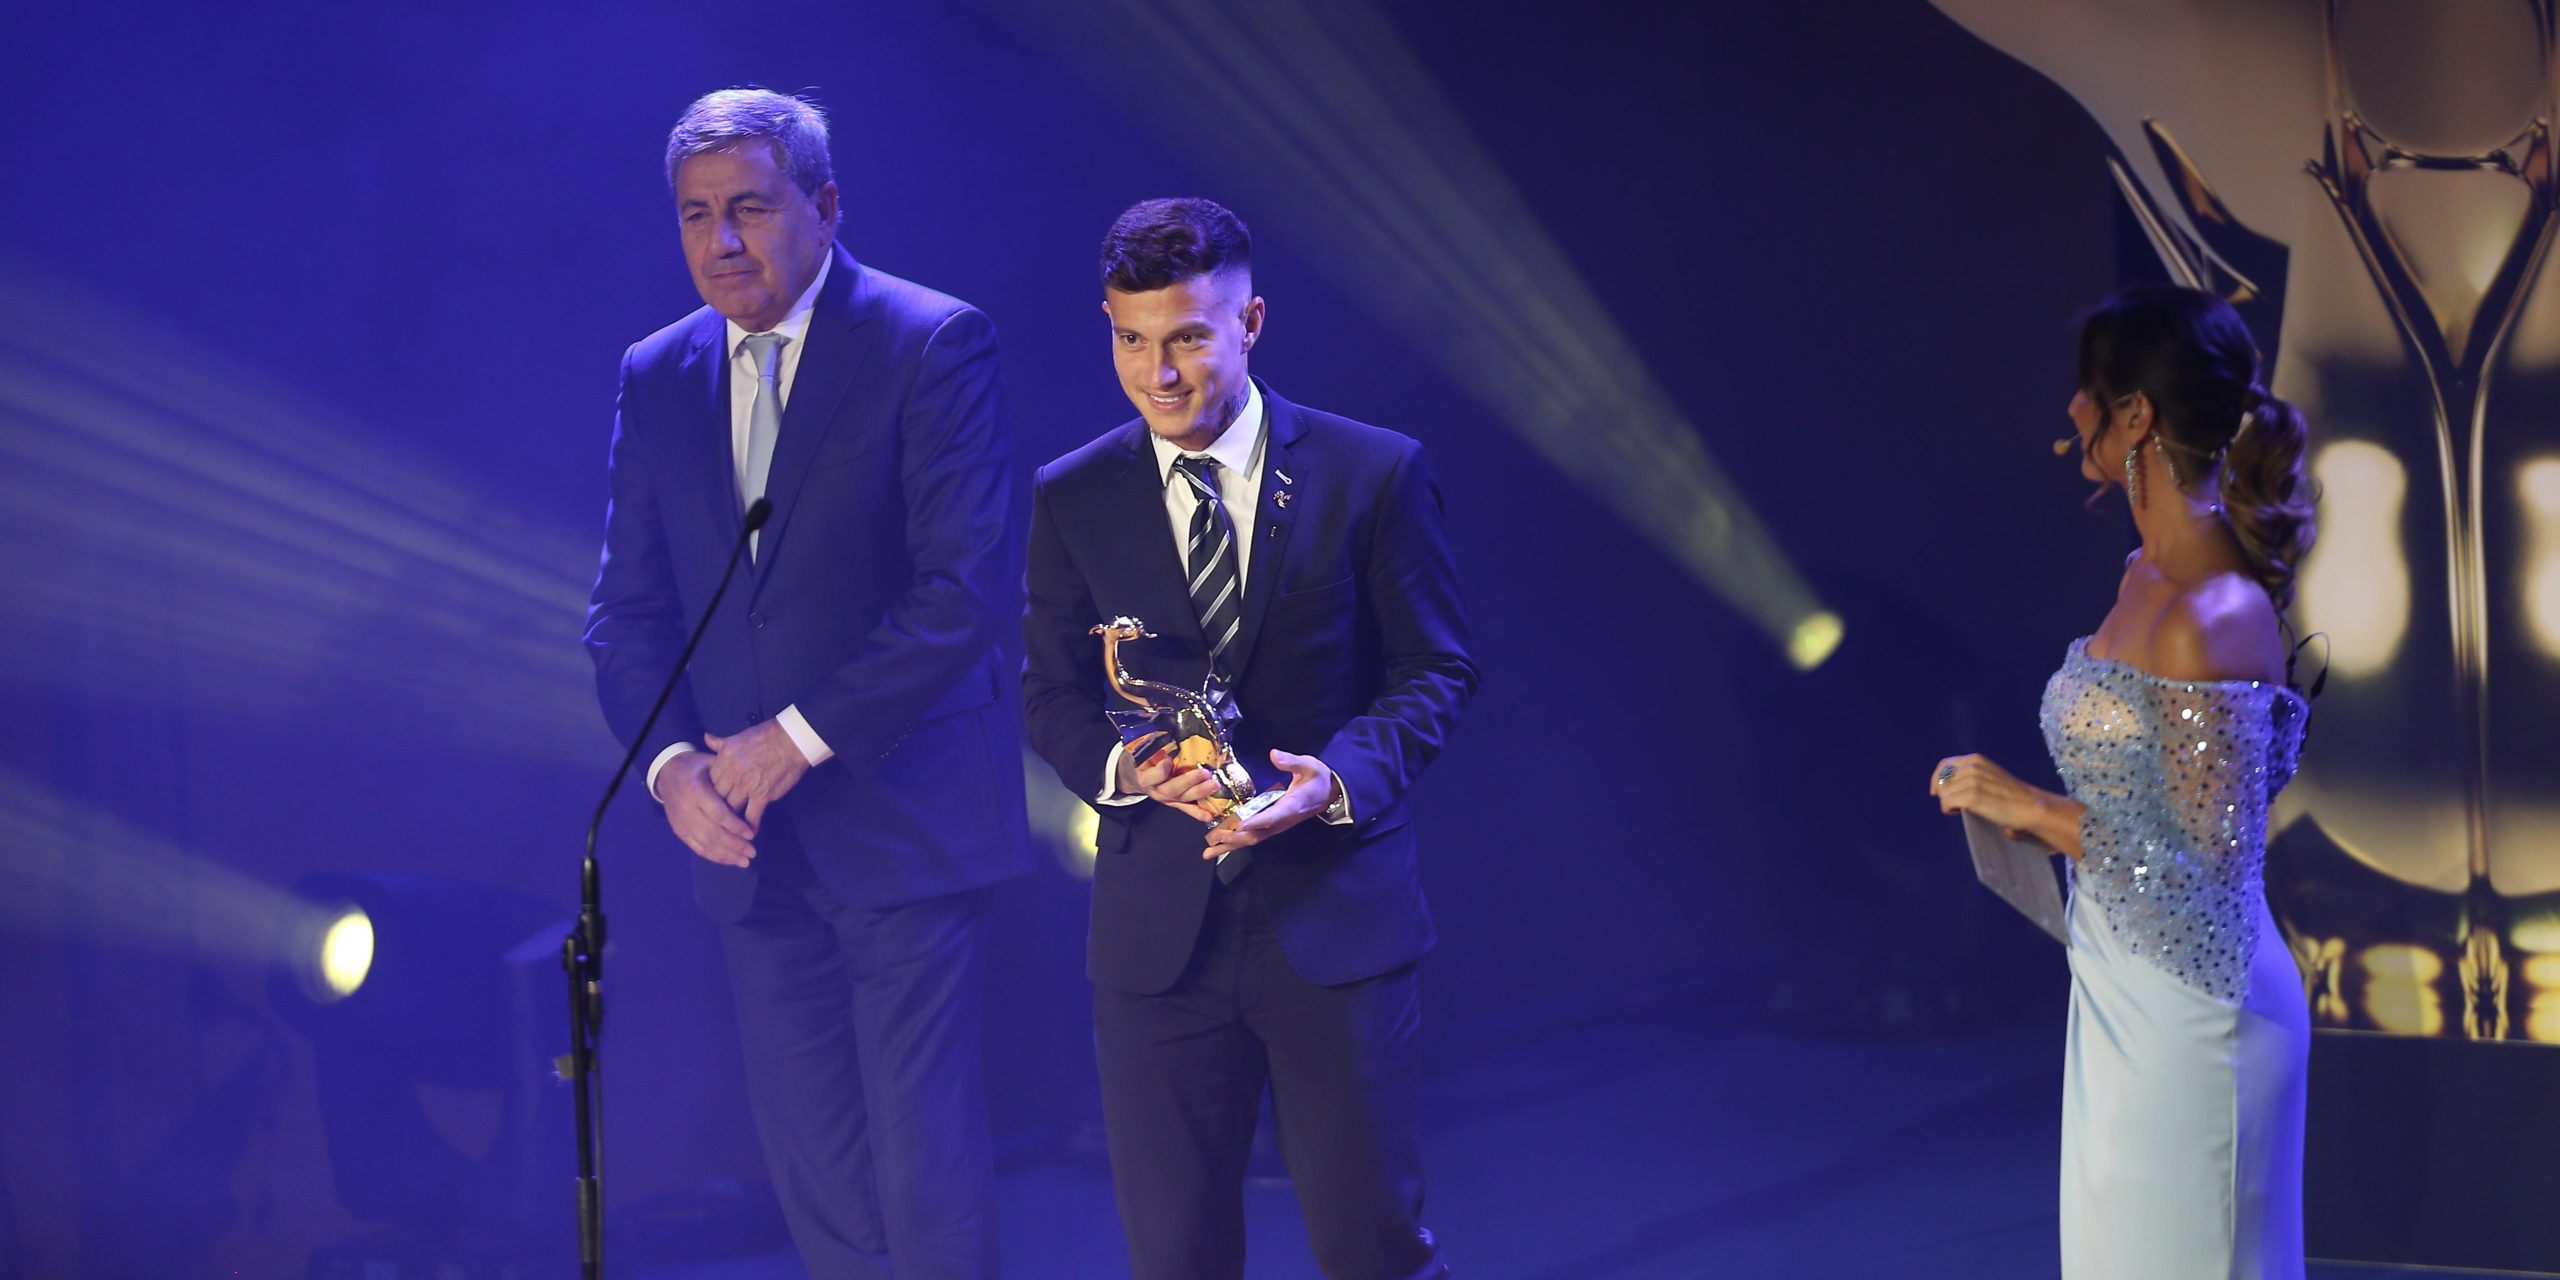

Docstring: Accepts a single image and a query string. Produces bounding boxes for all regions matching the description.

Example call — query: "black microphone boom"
[565,494,769,1279]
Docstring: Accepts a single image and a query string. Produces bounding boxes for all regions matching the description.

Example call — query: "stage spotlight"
[315,906,375,1002]
[1023,746,1102,879]
[267,870,574,1251]
[1787,610,1848,672]
[990,0,1836,663]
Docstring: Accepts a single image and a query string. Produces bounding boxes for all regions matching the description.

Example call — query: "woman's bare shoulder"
[2133,573,2285,684]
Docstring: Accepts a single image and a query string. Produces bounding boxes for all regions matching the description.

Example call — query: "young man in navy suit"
[585,89,1025,1279]
[1022,198,1477,1280]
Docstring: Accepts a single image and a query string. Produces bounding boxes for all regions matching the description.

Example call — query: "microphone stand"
[567,497,769,1279]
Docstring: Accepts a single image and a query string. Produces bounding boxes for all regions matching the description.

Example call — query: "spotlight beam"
[993,0,1830,654]
[0,766,335,968]
[0,268,610,764]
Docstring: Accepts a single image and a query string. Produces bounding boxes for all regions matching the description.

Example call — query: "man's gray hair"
[665,88,835,196]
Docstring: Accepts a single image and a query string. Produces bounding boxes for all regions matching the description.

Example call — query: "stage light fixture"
[1023,746,1102,879]
[1787,610,1847,672]
[317,906,375,1001]
[268,869,575,1258]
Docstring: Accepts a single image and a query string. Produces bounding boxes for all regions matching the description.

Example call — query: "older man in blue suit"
[585,88,1025,1279]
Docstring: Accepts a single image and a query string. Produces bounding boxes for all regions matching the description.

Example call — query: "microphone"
[565,493,770,1280]
[2053,436,2076,457]
[584,496,768,854]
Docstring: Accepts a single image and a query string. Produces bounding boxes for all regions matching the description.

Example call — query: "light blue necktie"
[738,331,785,558]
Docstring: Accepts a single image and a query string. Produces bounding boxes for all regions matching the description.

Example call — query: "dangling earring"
[2124,437,2144,508]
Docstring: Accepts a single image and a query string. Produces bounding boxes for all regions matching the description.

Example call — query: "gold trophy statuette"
[1092,616,1282,830]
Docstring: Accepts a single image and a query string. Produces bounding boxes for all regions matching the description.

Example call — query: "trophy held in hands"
[1092,616,1282,831]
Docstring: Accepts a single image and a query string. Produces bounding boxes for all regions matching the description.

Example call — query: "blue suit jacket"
[587,245,1029,920]
[1023,381,1478,992]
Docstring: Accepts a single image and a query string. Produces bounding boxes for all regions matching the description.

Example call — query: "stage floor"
[630,989,2510,1280]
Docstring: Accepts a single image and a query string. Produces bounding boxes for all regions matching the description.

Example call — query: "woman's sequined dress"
[2040,639,2311,1280]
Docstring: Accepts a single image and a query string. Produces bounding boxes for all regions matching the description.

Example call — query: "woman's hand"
[1930,753,2082,854]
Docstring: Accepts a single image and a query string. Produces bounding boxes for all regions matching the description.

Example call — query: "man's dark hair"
[1100,198,1253,293]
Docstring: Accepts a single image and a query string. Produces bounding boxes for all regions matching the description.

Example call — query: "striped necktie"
[1173,454,1243,682]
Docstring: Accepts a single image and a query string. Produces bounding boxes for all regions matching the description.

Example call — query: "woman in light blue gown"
[1930,285,2319,1280]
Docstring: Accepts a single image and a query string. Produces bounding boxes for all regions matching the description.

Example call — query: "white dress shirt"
[647,255,836,801]
[1097,381,1350,825]
[1153,378,1270,585]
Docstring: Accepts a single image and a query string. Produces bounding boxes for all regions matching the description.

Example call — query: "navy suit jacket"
[1023,381,1477,993]
[587,245,1029,920]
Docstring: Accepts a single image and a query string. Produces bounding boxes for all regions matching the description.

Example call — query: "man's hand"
[1120,732,1222,823]
[705,720,813,830]
[1203,750,1338,861]
[661,751,758,867]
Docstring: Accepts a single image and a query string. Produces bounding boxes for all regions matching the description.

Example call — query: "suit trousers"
[1093,871,1446,1280]
[716,826,1000,1280]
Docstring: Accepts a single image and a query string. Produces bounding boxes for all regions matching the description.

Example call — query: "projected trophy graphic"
[1093,616,1281,835]
[1934,0,2560,1046]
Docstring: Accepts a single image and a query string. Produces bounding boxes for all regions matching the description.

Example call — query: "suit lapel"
[751,245,873,589]
[676,311,743,549]
[1221,379,1302,684]
[1107,425,1212,680]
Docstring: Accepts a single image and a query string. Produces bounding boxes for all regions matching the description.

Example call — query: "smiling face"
[674,142,838,332]
[1104,269,1264,452]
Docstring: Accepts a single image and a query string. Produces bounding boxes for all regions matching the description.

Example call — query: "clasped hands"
[661,720,811,867]
[1120,732,1338,861]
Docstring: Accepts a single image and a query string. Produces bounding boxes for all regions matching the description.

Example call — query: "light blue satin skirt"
[2060,891,2308,1279]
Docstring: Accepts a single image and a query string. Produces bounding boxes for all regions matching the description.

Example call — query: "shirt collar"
[724,250,833,362]
[1151,379,1266,487]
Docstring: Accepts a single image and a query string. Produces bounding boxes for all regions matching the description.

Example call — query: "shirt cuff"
[1320,777,1354,825]
[645,742,698,803]
[777,705,833,766]
[1096,740,1145,807]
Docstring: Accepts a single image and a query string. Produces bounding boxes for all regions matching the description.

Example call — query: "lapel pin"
[1274,468,1293,486]
[1274,489,1293,509]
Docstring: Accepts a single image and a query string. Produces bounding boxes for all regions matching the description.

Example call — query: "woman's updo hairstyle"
[2076,285,2317,609]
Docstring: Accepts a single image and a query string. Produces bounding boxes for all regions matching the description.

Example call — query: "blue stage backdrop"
[0,2,2115,1274]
